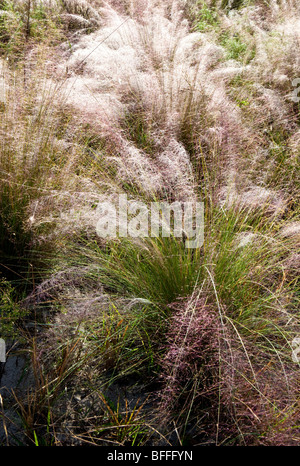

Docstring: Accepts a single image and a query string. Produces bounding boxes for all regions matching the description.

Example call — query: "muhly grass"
[22,200,298,444]
[0,64,71,278]
[0,0,299,446]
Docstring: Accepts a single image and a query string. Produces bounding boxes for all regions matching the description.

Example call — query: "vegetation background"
[0,0,299,446]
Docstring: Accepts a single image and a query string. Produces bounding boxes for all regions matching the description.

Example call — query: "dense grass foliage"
[0,0,299,446]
